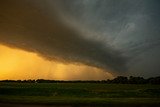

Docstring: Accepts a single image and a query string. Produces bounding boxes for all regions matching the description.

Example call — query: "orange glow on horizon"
[0,44,114,80]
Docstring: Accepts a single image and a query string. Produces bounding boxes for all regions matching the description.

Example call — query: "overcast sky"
[0,0,160,78]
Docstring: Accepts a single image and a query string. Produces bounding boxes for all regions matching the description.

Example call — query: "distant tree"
[128,76,146,84]
[112,76,128,84]
[36,79,46,83]
[147,76,160,84]
[0,76,160,84]
[16,80,22,83]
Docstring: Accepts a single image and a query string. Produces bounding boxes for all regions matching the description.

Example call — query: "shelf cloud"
[0,0,160,77]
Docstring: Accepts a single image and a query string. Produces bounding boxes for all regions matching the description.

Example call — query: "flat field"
[0,83,160,107]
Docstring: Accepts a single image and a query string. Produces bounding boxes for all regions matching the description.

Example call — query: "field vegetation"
[0,81,160,106]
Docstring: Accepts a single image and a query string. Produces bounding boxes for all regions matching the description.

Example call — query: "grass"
[0,83,160,106]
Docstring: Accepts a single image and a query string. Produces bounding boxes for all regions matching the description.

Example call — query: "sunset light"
[0,1,160,106]
[0,44,113,80]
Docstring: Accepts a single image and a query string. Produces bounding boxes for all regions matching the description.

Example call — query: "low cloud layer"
[0,0,127,73]
[0,0,160,77]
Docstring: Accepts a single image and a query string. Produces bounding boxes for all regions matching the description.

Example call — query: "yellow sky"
[0,44,114,80]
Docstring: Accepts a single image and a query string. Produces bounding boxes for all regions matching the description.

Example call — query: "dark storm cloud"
[0,0,127,72]
[0,0,160,77]
[55,0,160,77]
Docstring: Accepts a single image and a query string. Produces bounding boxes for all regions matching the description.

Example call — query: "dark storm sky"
[0,0,160,77]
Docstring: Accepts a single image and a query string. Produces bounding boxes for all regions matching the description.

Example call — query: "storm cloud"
[0,0,160,77]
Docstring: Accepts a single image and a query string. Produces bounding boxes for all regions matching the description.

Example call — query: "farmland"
[0,83,160,107]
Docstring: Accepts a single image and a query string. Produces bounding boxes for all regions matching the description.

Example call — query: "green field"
[0,83,160,106]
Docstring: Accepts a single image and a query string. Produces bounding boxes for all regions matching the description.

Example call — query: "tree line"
[0,76,160,84]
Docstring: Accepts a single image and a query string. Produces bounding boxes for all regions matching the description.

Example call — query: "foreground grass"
[0,83,160,106]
